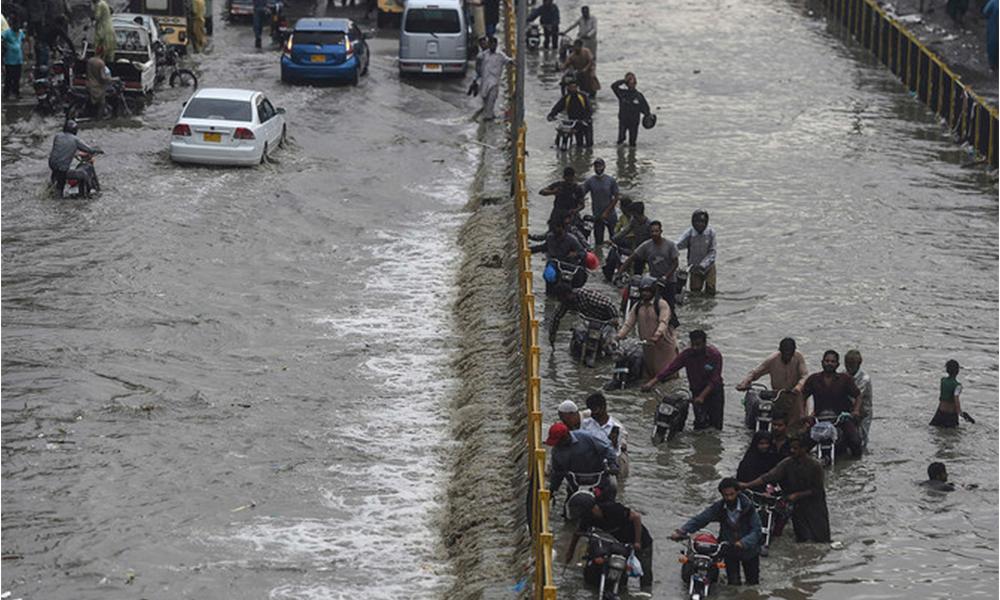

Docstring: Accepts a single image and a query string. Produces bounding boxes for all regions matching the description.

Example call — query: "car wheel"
[351,67,360,86]
[260,142,269,164]
[361,52,369,75]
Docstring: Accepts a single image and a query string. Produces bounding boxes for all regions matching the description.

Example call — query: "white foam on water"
[213,208,465,598]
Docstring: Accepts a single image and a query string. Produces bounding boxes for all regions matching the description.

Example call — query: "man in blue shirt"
[545,421,618,495]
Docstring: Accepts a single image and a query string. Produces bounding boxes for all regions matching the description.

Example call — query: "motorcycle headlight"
[608,555,627,572]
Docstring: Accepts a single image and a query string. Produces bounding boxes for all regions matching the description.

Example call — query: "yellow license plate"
[203,132,221,142]
[311,54,325,63]
[422,63,442,73]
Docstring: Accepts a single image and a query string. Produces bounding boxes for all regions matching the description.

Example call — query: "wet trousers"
[253,8,267,45]
[617,117,639,146]
[4,64,22,98]
[692,386,724,430]
[481,85,499,119]
[591,212,617,246]
[542,24,558,48]
[724,551,759,585]
[689,264,717,294]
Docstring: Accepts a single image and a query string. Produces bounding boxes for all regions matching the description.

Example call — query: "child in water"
[929,360,972,427]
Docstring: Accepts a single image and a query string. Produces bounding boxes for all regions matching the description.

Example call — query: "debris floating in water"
[231,501,257,512]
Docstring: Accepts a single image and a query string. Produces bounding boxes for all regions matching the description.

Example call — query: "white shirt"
[581,415,627,456]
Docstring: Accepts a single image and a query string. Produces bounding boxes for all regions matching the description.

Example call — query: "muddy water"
[523,0,998,597]
[1,3,487,597]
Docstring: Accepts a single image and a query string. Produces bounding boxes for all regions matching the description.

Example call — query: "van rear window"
[183,98,253,121]
[293,31,346,45]
[404,9,461,34]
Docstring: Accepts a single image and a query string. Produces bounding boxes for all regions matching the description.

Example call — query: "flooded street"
[524,0,998,598]
[2,4,478,596]
[1,0,997,595]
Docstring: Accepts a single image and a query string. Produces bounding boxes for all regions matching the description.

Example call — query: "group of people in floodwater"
[532,154,974,595]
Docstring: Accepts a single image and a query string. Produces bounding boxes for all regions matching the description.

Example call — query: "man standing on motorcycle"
[671,477,763,585]
[546,77,593,147]
[642,330,725,430]
[565,493,653,590]
[581,158,619,247]
[527,0,559,49]
[676,209,717,295]
[611,73,651,147]
[614,275,676,379]
[796,350,863,458]
[737,337,809,434]
[739,436,831,543]
[616,220,680,328]
[48,119,100,198]
[562,5,596,59]
[549,283,618,346]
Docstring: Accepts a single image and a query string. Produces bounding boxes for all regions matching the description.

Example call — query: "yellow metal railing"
[823,0,998,167]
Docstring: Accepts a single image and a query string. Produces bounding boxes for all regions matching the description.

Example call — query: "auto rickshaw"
[376,0,404,27]
[130,0,213,53]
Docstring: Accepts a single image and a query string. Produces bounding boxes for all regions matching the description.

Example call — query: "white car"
[170,88,287,166]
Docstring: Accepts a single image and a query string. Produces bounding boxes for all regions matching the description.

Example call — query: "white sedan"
[170,88,287,166]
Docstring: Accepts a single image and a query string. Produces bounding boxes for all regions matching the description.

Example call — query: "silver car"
[398,0,468,76]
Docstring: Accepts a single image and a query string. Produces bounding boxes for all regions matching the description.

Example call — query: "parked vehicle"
[281,18,370,85]
[113,13,163,48]
[652,387,690,444]
[376,0,405,28]
[73,25,157,95]
[33,64,69,114]
[134,0,214,51]
[154,41,198,88]
[398,0,468,76]
[65,79,132,120]
[678,531,728,600]
[170,88,287,166]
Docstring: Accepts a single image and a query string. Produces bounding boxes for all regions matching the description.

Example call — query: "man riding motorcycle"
[48,120,101,198]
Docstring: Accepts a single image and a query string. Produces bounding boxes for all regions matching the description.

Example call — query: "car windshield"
[183,98,253,121]
[293,31,346,45]
[404,9,461,34]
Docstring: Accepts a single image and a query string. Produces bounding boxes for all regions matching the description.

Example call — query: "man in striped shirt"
[549,283,619,346]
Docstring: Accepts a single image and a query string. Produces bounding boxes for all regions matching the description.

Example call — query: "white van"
[398,0,468,76]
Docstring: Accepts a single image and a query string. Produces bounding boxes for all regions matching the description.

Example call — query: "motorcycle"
[569,317,616,368]
[560,469,615,520]
[678,531,728,600]
[581,528,634,600]
[61,151,102,199]
[526,22,541,50]
[555,118,579,151]
[615,272,641,317]
[810,411,852,467]
[747,486,785,556]
[604,339,643,391]
[154,42,198,88]
[547,258,588,290]
[742,383,782,432]
[651,387,691,444]
[64,79,132,120]
[602,241,631,282]
[33,65,61,115]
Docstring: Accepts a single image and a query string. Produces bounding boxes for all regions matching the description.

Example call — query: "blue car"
[280,18,371,85]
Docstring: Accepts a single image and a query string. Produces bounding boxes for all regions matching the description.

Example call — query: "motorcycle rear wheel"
[170,69,198,88]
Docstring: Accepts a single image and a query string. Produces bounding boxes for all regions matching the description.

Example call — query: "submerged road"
[526,0,997,598]
[2,3,479,597]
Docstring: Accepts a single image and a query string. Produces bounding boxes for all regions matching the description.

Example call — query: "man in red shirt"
[641,330,725,430]
[796,350,863,457]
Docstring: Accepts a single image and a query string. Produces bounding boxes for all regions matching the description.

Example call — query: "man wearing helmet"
[614,275,677,377]
[48,120,100,198]
[564,494,654,590]
[676,209,717,295]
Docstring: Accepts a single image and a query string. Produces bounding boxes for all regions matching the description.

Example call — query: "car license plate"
[203,132,221,143]
[422,63,442,73]
[311,54,325,63]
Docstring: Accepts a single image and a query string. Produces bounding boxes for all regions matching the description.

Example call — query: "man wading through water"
[611,73,650,146]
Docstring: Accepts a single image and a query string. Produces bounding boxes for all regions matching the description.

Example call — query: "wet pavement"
[1,2,481,597]
[525,0,998,598]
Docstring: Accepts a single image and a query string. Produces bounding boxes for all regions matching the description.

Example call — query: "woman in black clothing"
[737,431,779,491]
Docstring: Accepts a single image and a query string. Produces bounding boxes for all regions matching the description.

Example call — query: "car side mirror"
[276,107,286,114]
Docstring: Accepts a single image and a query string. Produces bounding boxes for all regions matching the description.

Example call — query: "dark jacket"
[611,80,650,124]
[528,2,559,25]
[680,492,763,559]
[548,91,592,121]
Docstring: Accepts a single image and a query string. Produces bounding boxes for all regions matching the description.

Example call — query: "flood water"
[524,0,998,598]
[1,3,478,596]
